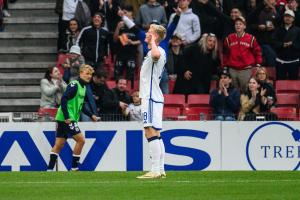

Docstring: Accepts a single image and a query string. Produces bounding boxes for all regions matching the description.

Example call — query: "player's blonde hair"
[150,24,166,43]
[79,64,94,74]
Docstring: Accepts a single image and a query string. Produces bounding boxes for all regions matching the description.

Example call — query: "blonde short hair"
[79,64,94,74]
[150,24,166,43]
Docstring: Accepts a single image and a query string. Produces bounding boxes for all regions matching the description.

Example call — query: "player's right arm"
[150,35,161,61]
[60,82,78,123]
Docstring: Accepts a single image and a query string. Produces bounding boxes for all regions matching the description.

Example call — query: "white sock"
[148,138,161,174]
[159,138,165,173]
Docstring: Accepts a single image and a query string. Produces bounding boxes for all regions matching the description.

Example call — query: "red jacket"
[223,32,262,70]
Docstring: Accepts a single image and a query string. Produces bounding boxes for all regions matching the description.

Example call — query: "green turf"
[0,171,299,200]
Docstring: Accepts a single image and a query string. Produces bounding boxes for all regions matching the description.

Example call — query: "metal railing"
[0,112,298,122]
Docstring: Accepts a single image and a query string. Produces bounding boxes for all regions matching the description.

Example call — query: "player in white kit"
[136,24,167,179]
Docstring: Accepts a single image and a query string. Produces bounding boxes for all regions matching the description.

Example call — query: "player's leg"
[145,127,161,174]
[71,132,85,171]
[154,103,166,178]
[136,127,161,179]
[47,137,66,171]
[137,100,162,179]
[47,121,67,171]
[158,132,166,178]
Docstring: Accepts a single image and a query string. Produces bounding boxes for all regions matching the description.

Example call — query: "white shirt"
[139,46,166,102]
[63,0,80,21]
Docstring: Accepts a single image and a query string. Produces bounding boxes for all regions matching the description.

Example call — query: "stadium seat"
[38,108,58,119]
[275,80,300,93]
[276,93,299,108]
[271,107,297,121]
[163,107,181,120]
[187,94,210,107]
[184,107,213,120]
[164,94,186,108]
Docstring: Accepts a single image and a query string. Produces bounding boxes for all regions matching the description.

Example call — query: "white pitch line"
[0,179,299,184]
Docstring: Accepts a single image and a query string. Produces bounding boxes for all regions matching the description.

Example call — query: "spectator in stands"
[198,0,242,39]
[90,69,108,112]
[119,6,182,94]
[99,77,131,121]
[57,0,80,51]
[135,0,168,29]
[90,0,121,61]
[255,67,277,106]
[77,12,109,69]
[40,66,67,108]
[163,0,178,19]
[272,10,300,80]
[174,33,219,94]
[90,0,121,32]
[210,69,240,120]
[247,0,278,67]
[223,16,263,92]
[62,45,85,83]
[166,34,184,83]
[238,77,277,120]
[124,90,142,121]
[285,0,300,27]
[191,0,229,38]
[113,5,140,86]
[61,18,81,53]
[232,0,248,14]
[168,0,201,46]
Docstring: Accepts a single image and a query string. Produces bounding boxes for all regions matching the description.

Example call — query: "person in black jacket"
[98,77,131,121]
[174,33,219,94]
[77,12,109,69]
[197,0,242,39]
[272,10,300,80]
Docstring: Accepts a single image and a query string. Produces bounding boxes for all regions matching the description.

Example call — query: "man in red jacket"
[223,16,263,92]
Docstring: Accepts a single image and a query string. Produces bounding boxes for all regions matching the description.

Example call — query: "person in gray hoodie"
[135,0,168,29]
[168,0,201,46]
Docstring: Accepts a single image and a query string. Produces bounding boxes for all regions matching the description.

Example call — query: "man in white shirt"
[137,24,167,179]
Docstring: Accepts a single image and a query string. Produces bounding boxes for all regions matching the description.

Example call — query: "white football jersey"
[139,46,166,102]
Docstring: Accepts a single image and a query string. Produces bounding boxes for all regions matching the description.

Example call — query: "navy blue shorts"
[56,121,81,139]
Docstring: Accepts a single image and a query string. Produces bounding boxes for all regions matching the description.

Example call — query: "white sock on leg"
[159,138,165,174]
[148,138,161,174]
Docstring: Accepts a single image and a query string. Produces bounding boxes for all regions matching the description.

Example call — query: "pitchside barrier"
[0,121,300,171]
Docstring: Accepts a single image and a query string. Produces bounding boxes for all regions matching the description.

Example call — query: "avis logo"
[246,122,300,170]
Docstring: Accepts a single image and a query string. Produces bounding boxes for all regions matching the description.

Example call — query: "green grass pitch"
[0,171,299,200]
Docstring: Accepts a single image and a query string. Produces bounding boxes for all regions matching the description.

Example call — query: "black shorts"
[56,121,81,139]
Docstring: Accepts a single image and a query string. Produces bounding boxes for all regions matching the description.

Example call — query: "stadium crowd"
[3,0,300,121]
